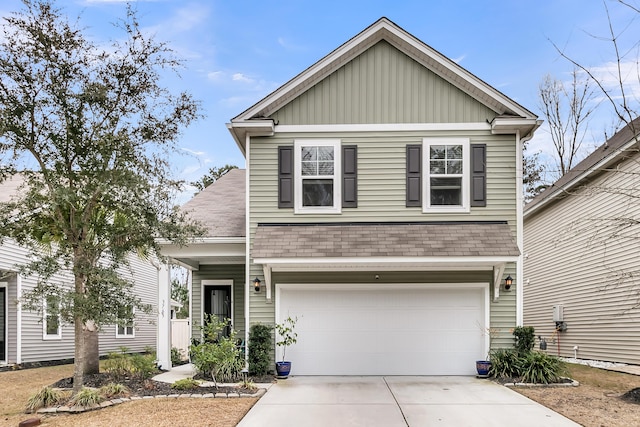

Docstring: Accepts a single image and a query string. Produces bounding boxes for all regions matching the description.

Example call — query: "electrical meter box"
[553,304,564,322]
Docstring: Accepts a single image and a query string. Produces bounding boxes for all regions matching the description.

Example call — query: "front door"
[204,285,232,337]
[0,286,6,362]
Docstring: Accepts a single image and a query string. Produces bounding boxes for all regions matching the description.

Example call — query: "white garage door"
[277,284,487,375]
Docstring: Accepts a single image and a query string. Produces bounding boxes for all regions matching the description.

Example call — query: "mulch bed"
[51,373,262,396]
[621,387,640,404]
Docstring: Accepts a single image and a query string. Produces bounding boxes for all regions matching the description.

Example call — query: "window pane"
[318,161,334,175]
[430,160,445,174]
[301,146,316,161]
[448,160,462,174]
[302,179,334,206]
[447,145,463,159]
[430,145,446,159]
[430,177,462,205]
[317,146,334,160]
[45,296,59,336]
[301,161,317,176]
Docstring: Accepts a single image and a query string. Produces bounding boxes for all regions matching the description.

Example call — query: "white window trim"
[116,307,135,339]
[423,137,470,213]
[42,295,62,341]
[294,139,342,214]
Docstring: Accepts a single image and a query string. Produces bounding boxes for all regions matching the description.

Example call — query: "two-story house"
[159,17,540,375]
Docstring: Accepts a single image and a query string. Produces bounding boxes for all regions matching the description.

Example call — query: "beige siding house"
[0,175,159,366]
[163,17,540,374]
[524,119,640,364]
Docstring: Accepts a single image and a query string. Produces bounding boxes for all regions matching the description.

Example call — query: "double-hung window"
[424,138,470,213]
[43,295,61,340]
[294,139,341,214]
[116,306,135,338]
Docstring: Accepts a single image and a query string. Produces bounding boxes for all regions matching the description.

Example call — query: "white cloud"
[182,164,201,175]
[232,73,255,84]
[589,60,640,99]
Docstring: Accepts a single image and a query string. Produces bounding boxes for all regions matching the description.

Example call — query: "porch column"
[157,262,171,370]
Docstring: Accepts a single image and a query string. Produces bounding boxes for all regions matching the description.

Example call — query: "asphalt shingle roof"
[253,222,519,259]
[181,168,245,238]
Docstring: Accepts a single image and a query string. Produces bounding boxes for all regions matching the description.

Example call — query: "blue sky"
[1,0,639,201]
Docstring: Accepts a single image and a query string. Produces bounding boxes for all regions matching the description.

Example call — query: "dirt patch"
[515,363,640,427]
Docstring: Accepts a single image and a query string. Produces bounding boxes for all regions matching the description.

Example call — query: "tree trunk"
[73,316,85,393]
[83,328,100,374]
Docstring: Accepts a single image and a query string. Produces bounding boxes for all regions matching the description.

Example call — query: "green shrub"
[248,323,273,375]
[520,351,566,384]
[513,326,536,355]
[70,387,103,407]
[190,315,244,387]
[104,349,131,380]
[99,383,130,398]
[144,345,156,357]
[488,348,521,378]
[26,386,64,412]
[171,378,201,390]
[130,353,158,379]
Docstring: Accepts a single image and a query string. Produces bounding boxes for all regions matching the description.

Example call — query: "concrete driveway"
[237,376,580,427]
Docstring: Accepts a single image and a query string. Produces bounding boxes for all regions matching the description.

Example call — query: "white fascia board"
[524,137,639,219]
[255,256,519,272]
[276,123,491,133]
[491,118,542,139]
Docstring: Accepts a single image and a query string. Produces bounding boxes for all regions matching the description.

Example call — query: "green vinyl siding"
[192,265,245,339]
[271,41,497,125]
[247,130,518,329]
[247,269,518,350]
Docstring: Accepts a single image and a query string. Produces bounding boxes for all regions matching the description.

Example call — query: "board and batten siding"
[0,238,158,363]
[524,154,640,364]
[270,41,497,125]
[191,264,245,340]
[248,130,519,338]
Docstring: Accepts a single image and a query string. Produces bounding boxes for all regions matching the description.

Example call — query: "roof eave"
[226,120,275,156]
[491,117,543,140]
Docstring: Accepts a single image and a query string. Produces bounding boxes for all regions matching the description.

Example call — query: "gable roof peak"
[227,17,539,154]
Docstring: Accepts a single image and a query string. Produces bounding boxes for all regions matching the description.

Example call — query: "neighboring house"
[0,175,159,366]
[160,17,540,374]
[524,119,640,364]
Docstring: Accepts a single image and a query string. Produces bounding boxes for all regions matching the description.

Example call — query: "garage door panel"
[279,286,485,375]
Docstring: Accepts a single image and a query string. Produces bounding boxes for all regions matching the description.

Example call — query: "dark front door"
[0,287,5,361]
[204,285,231,337]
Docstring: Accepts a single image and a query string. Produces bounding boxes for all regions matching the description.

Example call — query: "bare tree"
[538,69,597,178]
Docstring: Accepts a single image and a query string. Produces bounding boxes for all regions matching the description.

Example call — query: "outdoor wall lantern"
[504,275,513,291]
[253,277,261,293]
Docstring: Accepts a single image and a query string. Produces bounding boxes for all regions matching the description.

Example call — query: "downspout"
[244,134,251,365]
[16,273,22,364]
[516,129,524,326]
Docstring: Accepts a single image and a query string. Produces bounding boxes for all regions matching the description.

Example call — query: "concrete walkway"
[237,376,580,427]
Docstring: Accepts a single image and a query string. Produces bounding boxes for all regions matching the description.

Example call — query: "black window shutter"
[470,144,487,207]
[342,145,357,208]
[406,144,422,207]
[278,146,294,208]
